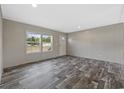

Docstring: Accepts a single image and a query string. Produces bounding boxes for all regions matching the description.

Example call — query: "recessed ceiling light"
[78,26,81,29]
[32,4,37,8]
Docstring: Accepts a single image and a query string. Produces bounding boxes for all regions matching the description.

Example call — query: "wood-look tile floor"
[0,56,124,89]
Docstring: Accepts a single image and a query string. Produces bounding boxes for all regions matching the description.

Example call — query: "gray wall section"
[2,16,124,68]
[67,23,124,65]
[0,6,3,82]
[3,19,66,68]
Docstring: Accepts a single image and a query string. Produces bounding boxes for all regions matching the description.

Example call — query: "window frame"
[42,34,53,53]
[26,31,42,54]
[26,31,53,54]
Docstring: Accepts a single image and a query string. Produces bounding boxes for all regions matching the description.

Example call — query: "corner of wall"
[0,4,3,83]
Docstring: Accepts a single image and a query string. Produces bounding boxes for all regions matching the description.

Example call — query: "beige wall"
[3,19,66,68]
[0,6,3,82]
[59,34,67,56]
[67,23,124,65]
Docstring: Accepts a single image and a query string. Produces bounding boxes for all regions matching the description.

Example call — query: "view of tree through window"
[42,35,53,52]
[26,32,41,53]
[26,32,53,53]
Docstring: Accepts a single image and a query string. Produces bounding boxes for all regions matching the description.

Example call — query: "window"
[26,32,53,54]
[42,35,53,52]
[26,32,41,53]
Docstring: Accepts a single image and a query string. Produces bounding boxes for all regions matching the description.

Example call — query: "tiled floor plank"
[0,56,124,89]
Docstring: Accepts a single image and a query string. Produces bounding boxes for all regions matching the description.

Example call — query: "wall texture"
[67,23,124,65]
[3,19,66,68]
[0,6,3,82]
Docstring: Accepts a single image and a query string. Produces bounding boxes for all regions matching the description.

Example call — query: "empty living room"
[0,1,124,91]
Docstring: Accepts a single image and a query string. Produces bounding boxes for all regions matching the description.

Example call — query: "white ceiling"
[1,4,124,33]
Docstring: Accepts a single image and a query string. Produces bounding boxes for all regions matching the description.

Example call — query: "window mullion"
[41,35,43,52]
